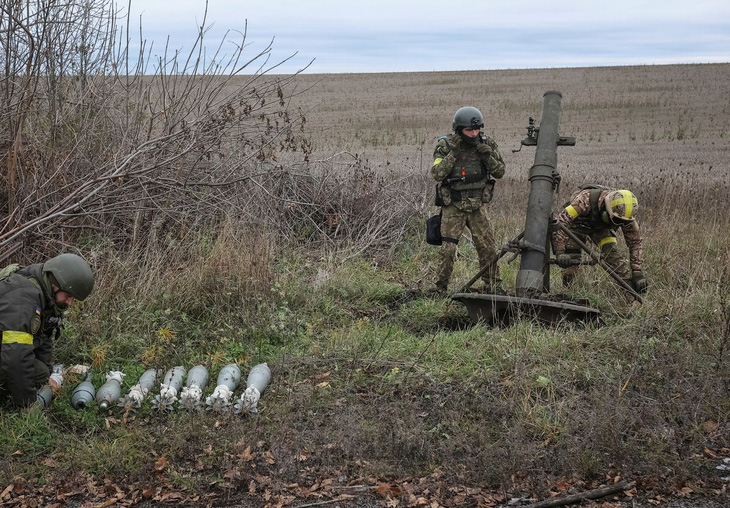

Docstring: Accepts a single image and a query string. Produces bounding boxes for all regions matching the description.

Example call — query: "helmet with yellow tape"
[604,190,638,225]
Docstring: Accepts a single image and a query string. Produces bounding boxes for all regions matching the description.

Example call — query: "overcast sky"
[126,0,730,74]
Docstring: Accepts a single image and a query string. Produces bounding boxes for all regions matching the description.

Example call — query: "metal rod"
[459,231,524,292]
[553,221,643,304]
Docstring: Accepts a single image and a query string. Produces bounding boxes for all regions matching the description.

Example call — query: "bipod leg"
[459,231,524,293]
[552,221,643,304]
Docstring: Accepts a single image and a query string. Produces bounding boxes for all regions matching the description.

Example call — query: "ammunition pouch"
[482,179,496,203]
[426,213,442,245]
[449,176,488,203]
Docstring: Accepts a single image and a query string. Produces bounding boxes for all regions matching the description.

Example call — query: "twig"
[523,480,635,508]
[295,497,354,508]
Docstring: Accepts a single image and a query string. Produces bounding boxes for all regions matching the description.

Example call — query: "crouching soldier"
[429,106,506,295]
[553,186,648,302]
[0,253,94,407]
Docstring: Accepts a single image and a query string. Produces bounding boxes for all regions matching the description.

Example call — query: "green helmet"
[43,253,94,300]
[452,106,484,132]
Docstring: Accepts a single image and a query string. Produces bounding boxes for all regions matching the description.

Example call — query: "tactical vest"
[570,187,620,233]
[446,142,489,202]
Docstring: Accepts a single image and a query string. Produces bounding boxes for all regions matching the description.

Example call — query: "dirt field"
[280,63,729,218]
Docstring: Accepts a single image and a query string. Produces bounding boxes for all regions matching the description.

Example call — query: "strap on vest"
[589,188,603,212]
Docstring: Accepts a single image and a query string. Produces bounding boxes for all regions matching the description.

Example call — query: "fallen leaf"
[224,468,241,480]
[42,458,58,468]
[677,486,693,497]
[240,446,254,461]
[154,456,169,472]
[375,483,403,498]
[0,484,14,500]
[705,447,720,458]
[704,419,719,433]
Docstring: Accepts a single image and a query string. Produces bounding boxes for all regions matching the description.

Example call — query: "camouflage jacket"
[0,264,59,406]
[554,188,644,272]
[431,133,505,212]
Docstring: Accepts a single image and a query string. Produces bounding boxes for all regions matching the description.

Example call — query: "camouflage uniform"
[553,188,643,286]
[431,132,506,291]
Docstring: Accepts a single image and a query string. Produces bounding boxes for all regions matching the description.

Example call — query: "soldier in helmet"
[0,253,94,407]
[429,106,506,294]
[553,186,648,300]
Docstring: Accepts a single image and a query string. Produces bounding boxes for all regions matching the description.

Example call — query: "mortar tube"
[516,91,566,296]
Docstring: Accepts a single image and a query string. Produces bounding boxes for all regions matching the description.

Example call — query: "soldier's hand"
[632,270,648,293]
[556,253,572,268]
[476,143,492,156]
[441,151,456,169]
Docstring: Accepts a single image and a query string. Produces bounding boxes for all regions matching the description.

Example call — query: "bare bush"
[0,0,311,262]
[238,152,428,261]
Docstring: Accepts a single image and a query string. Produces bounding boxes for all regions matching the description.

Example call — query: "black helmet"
[452,106,484,132]
[43,253,94,301]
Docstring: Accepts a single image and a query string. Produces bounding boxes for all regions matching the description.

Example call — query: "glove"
[632,270,648,293]
[476,143,492,156]
[441,151,456,169]
[556,253,572,268]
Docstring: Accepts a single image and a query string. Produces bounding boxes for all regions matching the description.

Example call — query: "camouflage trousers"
[434,204,500,290]
[561,229,631,286]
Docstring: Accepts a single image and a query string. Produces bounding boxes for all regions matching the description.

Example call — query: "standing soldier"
[0,253,94,407]
[553,186,648,301]
[429,106,506,295]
